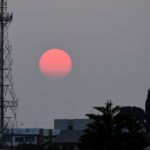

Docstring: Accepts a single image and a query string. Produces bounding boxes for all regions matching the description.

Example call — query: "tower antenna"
[0,0,17,130]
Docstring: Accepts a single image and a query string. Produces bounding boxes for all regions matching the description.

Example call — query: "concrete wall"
[54,119,92,130]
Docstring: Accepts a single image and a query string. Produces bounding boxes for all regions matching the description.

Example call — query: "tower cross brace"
[0,0,17,130]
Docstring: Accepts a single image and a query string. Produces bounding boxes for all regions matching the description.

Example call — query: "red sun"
[39,49,72,79]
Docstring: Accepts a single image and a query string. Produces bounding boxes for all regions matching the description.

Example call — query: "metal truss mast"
[0,0,17,130]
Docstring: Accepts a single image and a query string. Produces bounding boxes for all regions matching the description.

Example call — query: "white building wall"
[5,136,37,146]
[43,129,50,136]
[3,128,51,147]
[54,119,92,130]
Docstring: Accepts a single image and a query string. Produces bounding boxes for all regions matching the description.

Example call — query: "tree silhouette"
[78,101,150,150]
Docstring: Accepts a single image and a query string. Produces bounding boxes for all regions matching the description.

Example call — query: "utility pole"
[0,0,17,131]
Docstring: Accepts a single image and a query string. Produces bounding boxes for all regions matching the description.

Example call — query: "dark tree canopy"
[120,106,145,123]
[146,89,150,133]
[78,101,150,150]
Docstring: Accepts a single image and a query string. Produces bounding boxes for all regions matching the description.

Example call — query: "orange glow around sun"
[39,49,72,79]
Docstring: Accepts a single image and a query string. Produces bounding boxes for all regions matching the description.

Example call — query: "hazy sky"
[7,0,150,128]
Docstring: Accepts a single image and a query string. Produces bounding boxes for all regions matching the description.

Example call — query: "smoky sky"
[7,0,150,128]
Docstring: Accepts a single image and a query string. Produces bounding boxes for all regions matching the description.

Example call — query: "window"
[15,137,24,142]
[25,136,35,142]
[4,136,12,142]
[68,125,73,130]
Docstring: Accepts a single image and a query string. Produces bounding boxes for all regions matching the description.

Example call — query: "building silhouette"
[146,89,150,133]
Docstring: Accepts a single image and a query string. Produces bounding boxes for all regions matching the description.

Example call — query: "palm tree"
[78,101,150,150]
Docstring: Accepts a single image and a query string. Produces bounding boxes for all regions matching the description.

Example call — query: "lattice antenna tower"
[0,0,17,130]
